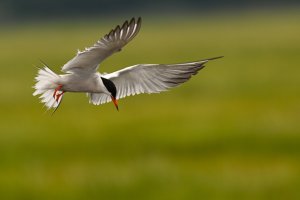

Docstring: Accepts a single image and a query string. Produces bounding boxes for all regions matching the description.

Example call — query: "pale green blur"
[0,9,299,200]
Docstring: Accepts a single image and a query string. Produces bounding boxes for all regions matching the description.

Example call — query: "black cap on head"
[101,77,117,98]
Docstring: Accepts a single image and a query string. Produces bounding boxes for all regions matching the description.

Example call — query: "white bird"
[33,17,222,112]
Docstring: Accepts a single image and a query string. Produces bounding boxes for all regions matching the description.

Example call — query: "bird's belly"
[61,76,104,93]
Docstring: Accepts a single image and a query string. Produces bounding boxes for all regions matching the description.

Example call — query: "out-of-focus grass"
[0,9,300,200]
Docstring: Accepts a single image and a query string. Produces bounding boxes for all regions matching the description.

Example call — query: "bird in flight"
[33,17,222,112]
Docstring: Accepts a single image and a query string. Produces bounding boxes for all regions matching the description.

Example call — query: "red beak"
[111,96,119,111]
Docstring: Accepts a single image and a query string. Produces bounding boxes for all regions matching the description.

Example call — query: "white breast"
[60,73,106,93]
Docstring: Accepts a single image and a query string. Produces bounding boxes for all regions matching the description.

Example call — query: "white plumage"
[33,17,222,111]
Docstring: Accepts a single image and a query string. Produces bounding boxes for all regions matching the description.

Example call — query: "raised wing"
[61,17,142,73]
[88,57,223,105]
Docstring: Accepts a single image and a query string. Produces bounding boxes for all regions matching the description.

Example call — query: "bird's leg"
[53,84,64,102]
[55,91,65,102]
[53,84,63,98]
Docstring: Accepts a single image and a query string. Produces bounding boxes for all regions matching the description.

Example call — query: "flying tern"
[33,17,223,112]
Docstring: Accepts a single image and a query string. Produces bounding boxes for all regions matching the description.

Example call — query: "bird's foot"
[53,84,64,102]
[53,84,63,98]
[55,91,64,102]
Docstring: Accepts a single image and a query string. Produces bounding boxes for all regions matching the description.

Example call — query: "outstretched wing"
[88,57,222,105]
[61,17,142,73]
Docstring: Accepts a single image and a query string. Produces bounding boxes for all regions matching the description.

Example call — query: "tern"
[33,17,222,112]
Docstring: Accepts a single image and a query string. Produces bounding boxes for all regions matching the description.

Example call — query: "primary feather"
[61,17,142,73]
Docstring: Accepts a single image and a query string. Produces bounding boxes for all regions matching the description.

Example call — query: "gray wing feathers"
[105,60,209,100]
[61,17,142,73]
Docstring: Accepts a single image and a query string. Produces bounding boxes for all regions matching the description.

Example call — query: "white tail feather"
[33,67,62,109]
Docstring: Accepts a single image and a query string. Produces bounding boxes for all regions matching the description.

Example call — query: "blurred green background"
[0,1,300,199]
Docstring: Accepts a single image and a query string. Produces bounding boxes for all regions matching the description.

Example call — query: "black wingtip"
[129,17,142,24]
[137,17,142,23]
[129,17,135,25]
[206,56,224,61]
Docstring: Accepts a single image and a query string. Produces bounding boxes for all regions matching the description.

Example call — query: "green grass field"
[0,9,299,199]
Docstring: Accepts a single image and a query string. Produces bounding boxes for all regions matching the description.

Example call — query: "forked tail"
[33,66,64,110]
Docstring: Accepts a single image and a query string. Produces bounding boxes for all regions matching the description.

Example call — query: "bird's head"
[101,77,118,111]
